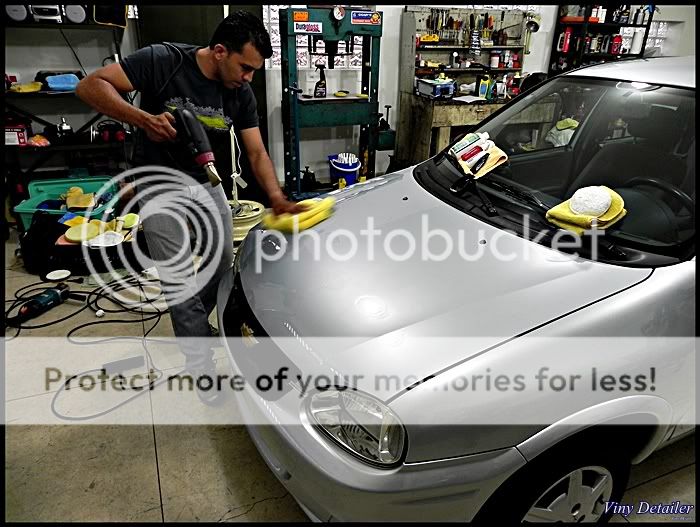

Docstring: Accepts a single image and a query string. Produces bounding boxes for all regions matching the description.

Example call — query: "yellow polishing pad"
[334,91,349,97]
[355,93,369,99]
[65,223,100,242]
[262,197,335,233]
[122,213,140,229]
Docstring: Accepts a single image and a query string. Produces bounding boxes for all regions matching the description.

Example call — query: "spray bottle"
[314,64,327,98]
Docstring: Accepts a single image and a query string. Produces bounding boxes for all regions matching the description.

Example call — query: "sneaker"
[189,360,226,407]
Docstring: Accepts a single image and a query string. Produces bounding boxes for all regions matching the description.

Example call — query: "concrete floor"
[4,231,696,522]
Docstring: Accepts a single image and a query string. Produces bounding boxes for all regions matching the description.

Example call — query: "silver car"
[218,57,695,522]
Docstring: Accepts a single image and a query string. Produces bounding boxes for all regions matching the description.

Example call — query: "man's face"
[215,42,264,89]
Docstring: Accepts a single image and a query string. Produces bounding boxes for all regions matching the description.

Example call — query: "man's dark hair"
[209,10,273,59]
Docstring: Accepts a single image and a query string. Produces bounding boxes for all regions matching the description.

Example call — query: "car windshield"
[414,75,695,266]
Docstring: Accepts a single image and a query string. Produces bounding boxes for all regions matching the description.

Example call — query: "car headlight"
[307,388,406,467]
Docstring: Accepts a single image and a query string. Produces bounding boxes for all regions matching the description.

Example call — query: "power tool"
[172,108,222,187]
[5,282,87,328]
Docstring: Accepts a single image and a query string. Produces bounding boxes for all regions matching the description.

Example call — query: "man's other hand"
[271,195,310,215]
[144,112,178,142]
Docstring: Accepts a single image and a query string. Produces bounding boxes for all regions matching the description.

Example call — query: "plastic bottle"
[611,34,623,55]
[314,65,327,98]
[562,26,573,53]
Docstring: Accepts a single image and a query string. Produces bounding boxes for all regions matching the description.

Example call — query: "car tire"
[474,429,632,523]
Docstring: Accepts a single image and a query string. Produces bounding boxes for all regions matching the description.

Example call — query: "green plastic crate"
[14,176,119,230]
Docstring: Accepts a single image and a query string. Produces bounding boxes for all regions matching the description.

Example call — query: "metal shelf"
[7,141,131,152]
[5,22,122,30]
[582,52,642,58]
[5,90,77,98]
[557,20,649,28]
[417,44,524,51]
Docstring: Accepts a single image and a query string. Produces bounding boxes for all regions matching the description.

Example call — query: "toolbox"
[14,176,119,229]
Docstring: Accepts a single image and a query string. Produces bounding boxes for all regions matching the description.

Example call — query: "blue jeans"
[138,180,233,370]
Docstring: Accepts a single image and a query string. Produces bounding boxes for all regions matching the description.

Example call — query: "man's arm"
[76,63,177,142]
[240,127,307,215]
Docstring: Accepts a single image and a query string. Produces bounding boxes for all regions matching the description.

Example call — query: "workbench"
[394,93,506,168]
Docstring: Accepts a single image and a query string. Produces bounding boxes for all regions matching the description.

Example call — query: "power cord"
[49,272,189,421]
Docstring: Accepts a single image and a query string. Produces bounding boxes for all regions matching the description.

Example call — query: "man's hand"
[143,112,178,142]
[270,193,309,215]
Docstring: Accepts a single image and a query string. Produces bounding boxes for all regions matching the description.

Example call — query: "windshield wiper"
[597,237,628,259]
[449,175,499,217]
[479,179,551,212]
[439,154,500,217]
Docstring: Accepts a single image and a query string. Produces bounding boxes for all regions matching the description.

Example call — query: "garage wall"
[264,4,557,184]
[5,20,140,132]
[653,5,695,56]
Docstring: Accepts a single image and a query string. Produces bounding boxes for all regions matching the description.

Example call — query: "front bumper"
[217,269,528,522]
[244,412,526,522]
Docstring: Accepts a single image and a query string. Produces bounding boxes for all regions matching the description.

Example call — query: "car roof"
[564,56,695,89]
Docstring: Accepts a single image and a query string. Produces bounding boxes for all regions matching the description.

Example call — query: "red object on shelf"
[560,16,599,23]
[610,34,623,55]
[562,26,573,53]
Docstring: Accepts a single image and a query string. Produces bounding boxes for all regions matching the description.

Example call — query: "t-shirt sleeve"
[230,84,260,130]
[121,44,175,94]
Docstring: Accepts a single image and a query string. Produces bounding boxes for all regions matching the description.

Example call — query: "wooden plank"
[435,127,452,153]
[431,103,501,127]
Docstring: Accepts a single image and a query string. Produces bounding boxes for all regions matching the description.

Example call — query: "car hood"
[236,169,652,398]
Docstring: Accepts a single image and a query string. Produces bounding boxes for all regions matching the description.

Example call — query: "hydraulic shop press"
[280,6,384,198]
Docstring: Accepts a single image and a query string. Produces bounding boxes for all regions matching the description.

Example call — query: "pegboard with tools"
[408,5,531,50]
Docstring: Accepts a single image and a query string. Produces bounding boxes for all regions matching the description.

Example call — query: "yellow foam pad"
[261,197,335,233]
[65,223,99,242]
[62,216,88,227]
[88,219,116,232]
[121,213,139,229]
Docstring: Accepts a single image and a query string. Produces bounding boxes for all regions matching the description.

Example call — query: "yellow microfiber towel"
[261,197,335,233]
[473,145,509,179]
[64,186,95,209]
[555,117,579,131]
[546,186,627,235]
[9,81,43,93]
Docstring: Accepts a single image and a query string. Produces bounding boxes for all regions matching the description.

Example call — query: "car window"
[416,76,695,265]
[488,80,606,154]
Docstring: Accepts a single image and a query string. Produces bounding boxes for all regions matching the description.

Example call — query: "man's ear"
[213,43,229,60]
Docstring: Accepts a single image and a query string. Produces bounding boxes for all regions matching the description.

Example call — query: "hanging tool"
[493,11,505,44]
[172,107,222,187]
[481,12,490,39]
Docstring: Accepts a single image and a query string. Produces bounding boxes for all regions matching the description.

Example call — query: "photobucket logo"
[82,166,226,308]
[253,212,603,272]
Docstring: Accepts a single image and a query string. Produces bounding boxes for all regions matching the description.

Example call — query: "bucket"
[328,153,361,187]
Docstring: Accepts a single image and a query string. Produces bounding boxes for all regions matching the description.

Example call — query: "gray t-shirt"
[121,42,259,182]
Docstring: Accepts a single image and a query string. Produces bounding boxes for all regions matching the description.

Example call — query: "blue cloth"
[46,74,80,91]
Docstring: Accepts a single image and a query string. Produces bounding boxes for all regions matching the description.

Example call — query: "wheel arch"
[516,395,673,465]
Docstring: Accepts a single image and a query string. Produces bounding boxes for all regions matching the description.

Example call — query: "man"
[77,11,302,403]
